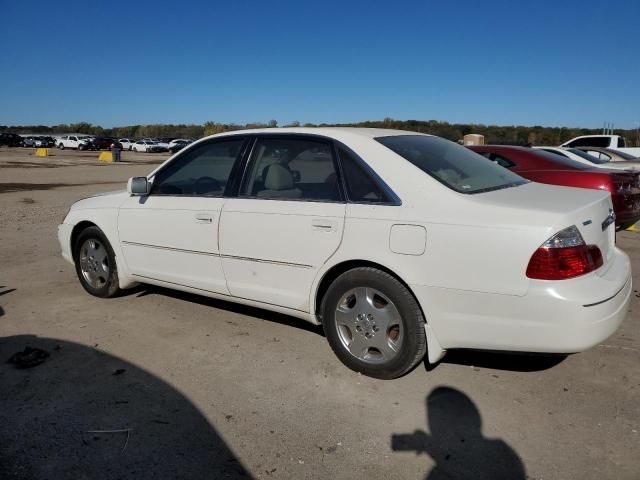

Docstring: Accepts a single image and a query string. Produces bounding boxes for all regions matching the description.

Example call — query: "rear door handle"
[195,212,213,223]
[312,219,336,231]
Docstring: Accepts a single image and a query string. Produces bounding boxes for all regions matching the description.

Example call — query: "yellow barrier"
[98,152,113,163]
[626,224,638,232]
[35,148,48,157]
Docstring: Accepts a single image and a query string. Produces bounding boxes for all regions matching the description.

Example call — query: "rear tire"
[321,267,427,379]
[73,226,121,298]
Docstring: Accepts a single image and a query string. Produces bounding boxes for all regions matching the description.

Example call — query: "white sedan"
[118,138,136,151]
[57,128,631,379]
[132,140,165,153]
[168,138,192,149]
[141,138,169,151]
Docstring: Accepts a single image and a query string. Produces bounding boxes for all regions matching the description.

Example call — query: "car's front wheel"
[73,226,121,298]
[58,143,64,150]
[321,267,427,379]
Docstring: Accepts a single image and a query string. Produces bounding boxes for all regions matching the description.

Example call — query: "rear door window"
[242,137,342,201]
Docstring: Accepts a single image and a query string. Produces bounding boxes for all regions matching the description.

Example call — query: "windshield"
[376,135,527,194]
[567,148,608,164]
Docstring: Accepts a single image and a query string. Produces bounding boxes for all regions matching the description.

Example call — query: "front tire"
[73,226,121,298]
[321,267,427,379]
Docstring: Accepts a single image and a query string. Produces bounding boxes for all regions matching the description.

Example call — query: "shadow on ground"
[130,285,324,336]
[0,335,251,479]
[439,350,567,372]
[392,386,526,479]
[129,287,563,374]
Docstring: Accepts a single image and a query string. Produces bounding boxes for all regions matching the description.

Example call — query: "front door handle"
[195,213,213,223]
[312,219,335,231]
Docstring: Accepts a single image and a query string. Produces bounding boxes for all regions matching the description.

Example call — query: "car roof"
[211,127,431,142]
[469,145,530,152]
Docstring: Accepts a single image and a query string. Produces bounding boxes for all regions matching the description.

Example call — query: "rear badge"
[601,208,616,231]
[582,220,592,226]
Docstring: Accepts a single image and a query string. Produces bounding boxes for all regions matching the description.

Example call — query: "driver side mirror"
[127,177,149,196]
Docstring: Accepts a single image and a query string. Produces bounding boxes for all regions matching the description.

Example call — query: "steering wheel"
[194,176,220,194]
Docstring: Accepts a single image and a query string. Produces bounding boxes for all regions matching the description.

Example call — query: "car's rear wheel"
[73,226,121,298]
[321,267,427,379]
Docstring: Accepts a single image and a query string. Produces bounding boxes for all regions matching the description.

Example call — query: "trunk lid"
[475,182,616,263]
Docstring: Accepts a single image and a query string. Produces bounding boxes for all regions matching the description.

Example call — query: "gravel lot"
[1,146,639,479]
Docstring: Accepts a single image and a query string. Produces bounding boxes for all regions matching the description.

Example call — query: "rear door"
[219,135,346,312]
[117,137,249,294]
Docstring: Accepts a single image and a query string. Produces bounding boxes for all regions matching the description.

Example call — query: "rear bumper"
[411,248,631,354]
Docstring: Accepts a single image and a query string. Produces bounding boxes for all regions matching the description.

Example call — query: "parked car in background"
[469,145,640,230]
[34,136,55,148]
[560,135,640,157]
[91,137,123,150]
[0,132,24,147]
[133,140,165,153]
[168,139,192,153]
[58,128,631,379]
[573,146,640,163]
[22,136,37,147]
[168,138,191,149]
[534,146,640,171]
[119,138,136,150]
[141,138,169,151]
[57,135,93,150]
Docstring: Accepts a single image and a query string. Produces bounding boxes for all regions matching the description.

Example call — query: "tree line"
[1,118,639,147]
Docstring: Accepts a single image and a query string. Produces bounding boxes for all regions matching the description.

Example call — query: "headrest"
[264,164,294,190]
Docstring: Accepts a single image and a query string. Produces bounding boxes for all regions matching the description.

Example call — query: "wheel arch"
[70,220,98,255]
[314,259,422,321]
[313,259,446,364]
[69,218,138,290]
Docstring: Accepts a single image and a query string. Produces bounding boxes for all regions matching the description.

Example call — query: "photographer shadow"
[0,334,250,479]
[392,387,525,480]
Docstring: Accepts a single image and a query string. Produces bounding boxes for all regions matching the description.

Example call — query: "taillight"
[526,225,603,280]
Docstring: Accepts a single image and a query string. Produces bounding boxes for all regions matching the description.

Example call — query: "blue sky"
[2,0,638,128]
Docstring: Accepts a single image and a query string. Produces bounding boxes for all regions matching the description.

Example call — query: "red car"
[468,146,640,230]
[91,137,123,151]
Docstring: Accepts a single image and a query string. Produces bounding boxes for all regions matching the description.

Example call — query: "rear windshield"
[376,135,526,194]
[606,148,637,160]
[530,149,594,170]
[567,148,609,164]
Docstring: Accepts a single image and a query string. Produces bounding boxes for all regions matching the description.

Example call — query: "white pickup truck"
[57,135,93,150]
[560,135,640,157]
